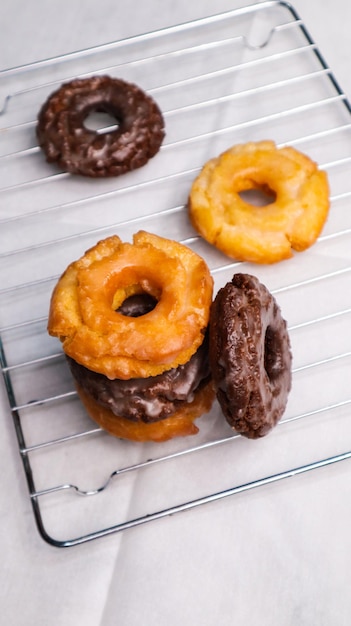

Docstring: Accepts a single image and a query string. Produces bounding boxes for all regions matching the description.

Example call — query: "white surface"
[1,1,351,625]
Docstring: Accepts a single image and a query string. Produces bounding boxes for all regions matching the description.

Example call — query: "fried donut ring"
[75,379,215,442]
[36,76,165,177]
[209,273,292,438]
[189,140,330,263]
[48,231,213,380]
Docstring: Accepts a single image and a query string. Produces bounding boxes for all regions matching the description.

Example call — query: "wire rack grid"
[1,1,351,547]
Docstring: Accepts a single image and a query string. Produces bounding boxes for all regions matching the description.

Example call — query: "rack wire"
[1,1,351,547]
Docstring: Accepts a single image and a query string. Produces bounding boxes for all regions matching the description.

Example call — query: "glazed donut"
[75,379,215,443]
[48,231,213,379]
[67,319,214,442]
[66,329,211,423]
[209,273,292,438]
[36,76,165,177]
[188,140,330,264]
[48,231,213,380]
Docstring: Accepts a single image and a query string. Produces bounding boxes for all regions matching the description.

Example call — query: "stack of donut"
[48,231,215,442]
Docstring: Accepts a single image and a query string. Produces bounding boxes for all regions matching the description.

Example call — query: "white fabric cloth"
[1,1,351,624]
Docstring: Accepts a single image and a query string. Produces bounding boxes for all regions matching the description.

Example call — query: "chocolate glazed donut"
[209,274,292,438]
[67,295,211,424]
[36,76,165,177]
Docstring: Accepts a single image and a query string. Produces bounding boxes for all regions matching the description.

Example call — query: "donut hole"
[264,325,284,381]
[239,185,276,207]
[83,107,120,134]
[117,292,158,318]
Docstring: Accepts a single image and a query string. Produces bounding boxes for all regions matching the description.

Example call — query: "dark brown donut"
[209,273,292,438]
[66,294,211,424]
[66,332,210,424]
[36,76,165,177]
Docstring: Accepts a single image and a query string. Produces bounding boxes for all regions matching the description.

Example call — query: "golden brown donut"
[48,231,213,380]
[188,140,330,264]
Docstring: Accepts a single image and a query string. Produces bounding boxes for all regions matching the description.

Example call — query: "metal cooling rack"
[1,1,351,547]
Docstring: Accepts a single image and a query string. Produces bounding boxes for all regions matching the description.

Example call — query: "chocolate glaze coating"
[209,274,292,438]
[36,76,165,177]
[67,333,210,424]
[117,293,158,317]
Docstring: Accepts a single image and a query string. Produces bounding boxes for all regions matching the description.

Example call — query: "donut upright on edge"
[36,76,165,177]
[209,273,292,439]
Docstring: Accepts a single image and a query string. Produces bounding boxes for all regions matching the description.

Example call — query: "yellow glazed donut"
[188,140,330,264]
[48,231,213,380]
